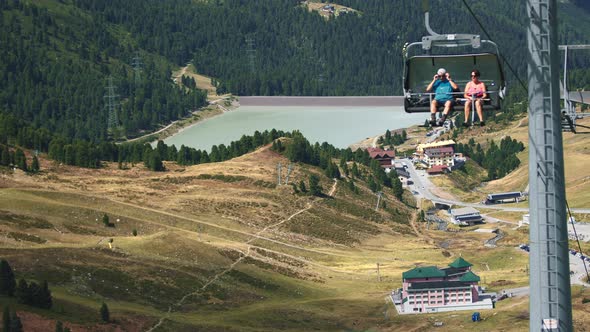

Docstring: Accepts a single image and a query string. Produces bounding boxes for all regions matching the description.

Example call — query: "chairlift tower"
[527,0,572,330]
[104,76,120,135]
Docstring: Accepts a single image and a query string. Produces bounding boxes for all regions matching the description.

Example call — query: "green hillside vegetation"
[2,0,590,148]
[0,0,588,176]
[0,141,424,331]
[1,1,590,330]
[2,117,590,330]
[0,0,207,143]
[425,113,590,215]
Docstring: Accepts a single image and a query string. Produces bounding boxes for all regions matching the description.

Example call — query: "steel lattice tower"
[132,52,143,86]
[104,76,120,134]
[245,36,256,73]
[527,0,572,330]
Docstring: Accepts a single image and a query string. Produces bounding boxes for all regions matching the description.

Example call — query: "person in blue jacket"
[426,68,458,126]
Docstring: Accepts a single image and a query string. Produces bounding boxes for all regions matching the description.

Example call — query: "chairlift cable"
[459,0,528,92]
[573,123,590,130]
[566,200,590,283]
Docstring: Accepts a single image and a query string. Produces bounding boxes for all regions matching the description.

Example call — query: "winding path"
[146,181,338,331]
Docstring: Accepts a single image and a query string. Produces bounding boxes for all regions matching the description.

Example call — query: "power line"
[459,0,528,92]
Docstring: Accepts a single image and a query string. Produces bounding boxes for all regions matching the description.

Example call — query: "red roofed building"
[367,147,395,168]
[426,165,449,175]
[423,146,454,168]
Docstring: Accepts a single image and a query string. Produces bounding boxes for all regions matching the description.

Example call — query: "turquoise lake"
[163,105,425,151]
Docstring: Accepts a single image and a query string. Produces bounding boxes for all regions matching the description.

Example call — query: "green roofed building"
[402,266,446,279]
[391,257,493,314]
[449,257,473,269]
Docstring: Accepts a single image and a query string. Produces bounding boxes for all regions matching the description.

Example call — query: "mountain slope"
[0,143,419,330]
[2,0,590,145]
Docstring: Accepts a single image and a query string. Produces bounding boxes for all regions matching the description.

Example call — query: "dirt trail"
[409,211,434,245]
[328,178,338,196]
[146,202,313,331]
[17,188,355,258]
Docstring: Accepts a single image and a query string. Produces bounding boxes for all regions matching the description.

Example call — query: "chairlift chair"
[402,1,506,114]
[559,44,590,133]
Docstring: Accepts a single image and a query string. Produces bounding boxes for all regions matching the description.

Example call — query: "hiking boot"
[480,121,485,127]
[462,122,469,128]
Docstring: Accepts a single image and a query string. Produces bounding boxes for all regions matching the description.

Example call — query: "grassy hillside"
[424,114,590,214]
[2,136,590,330]
[0,144,415,331]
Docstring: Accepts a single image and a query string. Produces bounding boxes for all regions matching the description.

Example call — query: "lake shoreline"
[144,96,405,145]
[239,96,405,107]
[163,97,424,151]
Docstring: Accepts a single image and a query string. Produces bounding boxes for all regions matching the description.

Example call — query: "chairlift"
[559,44,590,133]
[402,0,506,114]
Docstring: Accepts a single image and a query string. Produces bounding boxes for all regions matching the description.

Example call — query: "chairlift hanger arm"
[558,45,590,50]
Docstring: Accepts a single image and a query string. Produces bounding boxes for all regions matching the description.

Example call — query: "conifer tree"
[102,214,110,227]
[0,260,16,296]
[392,176,404,201]
[3,306,9,332]
[9,311,22,332]
[100,302,110,322]
[27,281,41,307]
[0,146,9,166]
[31,156,40,173]
[14,149,27,171]
[309,174,322,197]
[39,280,52,309]
[298,180,307,193]
[15,279,29,305]
[351,162,359,178]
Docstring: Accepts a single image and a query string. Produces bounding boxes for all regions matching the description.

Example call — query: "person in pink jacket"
[463,69,487,126]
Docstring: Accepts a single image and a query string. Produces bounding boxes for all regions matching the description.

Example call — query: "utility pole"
[132,51,143,87]
[375,191,383,211]
[527,0,572,330]
[104,76,120,137]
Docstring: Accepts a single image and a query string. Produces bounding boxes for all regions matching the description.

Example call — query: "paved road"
[400,158,590,214]
[400,157,590,291]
